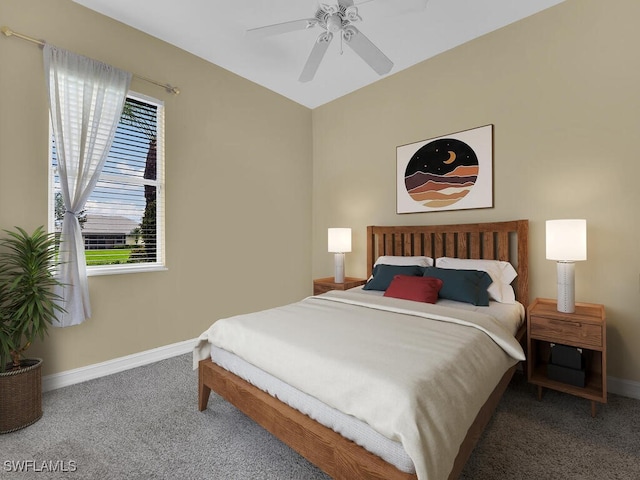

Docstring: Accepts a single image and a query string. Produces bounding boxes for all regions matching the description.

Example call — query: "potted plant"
[0,226,64,433]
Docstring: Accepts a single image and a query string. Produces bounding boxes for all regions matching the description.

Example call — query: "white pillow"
[435,257,517,304]
[374,255,434,267]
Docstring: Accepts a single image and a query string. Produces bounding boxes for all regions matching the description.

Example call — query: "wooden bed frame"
[199,220,529,480]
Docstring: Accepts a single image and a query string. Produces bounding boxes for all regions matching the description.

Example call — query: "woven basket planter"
[0,358,43,434]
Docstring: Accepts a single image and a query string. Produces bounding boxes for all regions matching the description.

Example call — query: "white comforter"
[193,290,525,480]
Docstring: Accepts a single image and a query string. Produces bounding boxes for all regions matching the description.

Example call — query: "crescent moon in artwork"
[443,151,456,164]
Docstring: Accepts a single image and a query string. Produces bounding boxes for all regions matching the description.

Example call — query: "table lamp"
[328,228,351,283]
[546,219,587,313]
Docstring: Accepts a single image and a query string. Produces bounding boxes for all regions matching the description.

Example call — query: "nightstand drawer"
[530,315,602,348]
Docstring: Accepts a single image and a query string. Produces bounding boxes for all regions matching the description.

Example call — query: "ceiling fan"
[246,0,394,83]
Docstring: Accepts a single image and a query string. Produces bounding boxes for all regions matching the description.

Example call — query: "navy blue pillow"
[363,264,425,291]
[422,267,493,306]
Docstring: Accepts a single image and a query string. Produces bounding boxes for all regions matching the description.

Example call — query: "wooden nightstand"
[527,298,606,417]
[313,277,367,295]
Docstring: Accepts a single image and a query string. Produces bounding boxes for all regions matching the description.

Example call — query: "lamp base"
[334,253,345,284]
[556,261,575,313]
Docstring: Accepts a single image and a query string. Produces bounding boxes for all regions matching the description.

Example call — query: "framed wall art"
[396,124,493,214]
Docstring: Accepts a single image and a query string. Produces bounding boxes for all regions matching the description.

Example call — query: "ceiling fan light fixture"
[318,31,333,44]
[327,14,343,32]
[320,3,340,16]
[342,26,356,42]
[344,6,361,23]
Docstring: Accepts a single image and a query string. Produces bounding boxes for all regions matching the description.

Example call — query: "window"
[49,92,165,275]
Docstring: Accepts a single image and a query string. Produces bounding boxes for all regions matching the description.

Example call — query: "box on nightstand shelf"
[547,343,587,387]
[550,343,586,370]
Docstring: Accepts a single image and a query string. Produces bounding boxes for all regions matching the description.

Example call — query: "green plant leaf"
[0,226,66,372]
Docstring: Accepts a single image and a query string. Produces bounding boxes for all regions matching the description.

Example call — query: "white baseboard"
[608,375,640,400]
[42,338,198,393]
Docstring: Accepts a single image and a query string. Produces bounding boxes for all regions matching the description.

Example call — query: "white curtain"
[44,44,132,327]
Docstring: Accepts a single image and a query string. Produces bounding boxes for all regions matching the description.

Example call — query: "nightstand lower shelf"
[529,365,604,403]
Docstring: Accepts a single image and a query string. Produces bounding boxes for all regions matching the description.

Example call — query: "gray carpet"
[1,354,639,479]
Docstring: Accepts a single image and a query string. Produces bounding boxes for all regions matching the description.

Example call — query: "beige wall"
[312,0,640,383]
[0,0,313,375]
[2,0,639,387]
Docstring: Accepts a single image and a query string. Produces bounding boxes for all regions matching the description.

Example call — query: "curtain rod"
[1,26,180,95]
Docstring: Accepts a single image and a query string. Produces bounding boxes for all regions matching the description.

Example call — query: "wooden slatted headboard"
[366,220,529,308]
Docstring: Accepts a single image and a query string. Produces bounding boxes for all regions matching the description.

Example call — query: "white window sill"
[86,264,168,277]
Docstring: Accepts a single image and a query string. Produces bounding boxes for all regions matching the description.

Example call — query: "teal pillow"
[423,267,493,306]
[363,264,425,291]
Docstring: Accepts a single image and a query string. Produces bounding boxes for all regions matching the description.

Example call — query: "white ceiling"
[72,0,565,109]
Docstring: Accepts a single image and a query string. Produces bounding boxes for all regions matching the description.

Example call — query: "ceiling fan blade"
[299,32,334,82]
[246,18,317,39]
[342,26,393,75]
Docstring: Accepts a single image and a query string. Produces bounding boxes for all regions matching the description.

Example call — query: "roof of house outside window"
[81,215,139,236]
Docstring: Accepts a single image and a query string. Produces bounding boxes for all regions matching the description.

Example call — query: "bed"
[195,220,529,480]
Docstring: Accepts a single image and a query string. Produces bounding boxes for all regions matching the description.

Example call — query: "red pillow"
[383,275,444,304]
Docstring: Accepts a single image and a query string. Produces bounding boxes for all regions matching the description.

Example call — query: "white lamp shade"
[328,228,352,253]
[546,219,587,261]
